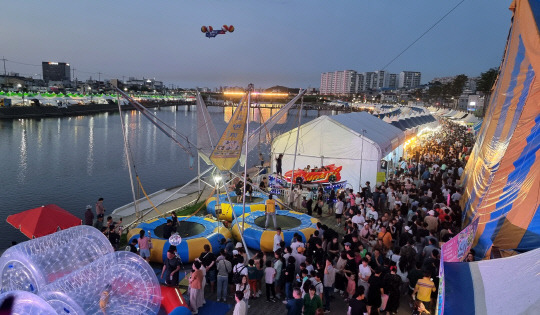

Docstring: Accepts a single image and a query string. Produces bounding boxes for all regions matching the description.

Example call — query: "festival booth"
[271,111,405,190]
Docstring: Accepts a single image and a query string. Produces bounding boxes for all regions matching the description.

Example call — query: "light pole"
[88,87,93,103]
[17,84,24,106]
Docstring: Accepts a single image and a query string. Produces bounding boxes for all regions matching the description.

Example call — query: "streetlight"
[88,87,92,103]
[17,84,25,106]
[213,175,223,216]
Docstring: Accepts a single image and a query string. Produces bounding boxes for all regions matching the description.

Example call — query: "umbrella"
[7,204,82,239]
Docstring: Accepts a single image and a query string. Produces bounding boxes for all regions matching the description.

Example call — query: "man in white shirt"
[335,197,344,226]
[358,258,371,294]
[273,227,282,252]
[352,212,366,230]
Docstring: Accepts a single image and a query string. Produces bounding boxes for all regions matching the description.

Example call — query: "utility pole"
[1,57,6,76]
[72,68,76,88]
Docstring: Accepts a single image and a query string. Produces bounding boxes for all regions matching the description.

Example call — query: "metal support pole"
[241,84,253,235]
[198,154,201,194]
[222,171,250,259]
[117,98,139,220]
[289,95,304,206]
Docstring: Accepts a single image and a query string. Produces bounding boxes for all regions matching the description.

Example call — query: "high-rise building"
[42,62,71,82]
[388,73,398,89]
[373,70,389,89]
[398,71,421,89]
[320,70,357,95]
[364,72,376,90]
[320,72,333,95]
[355,73,365,92]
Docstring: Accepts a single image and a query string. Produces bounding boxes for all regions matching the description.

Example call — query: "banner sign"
[376,171,386,184]
[436,217,479,315]
[210,98,249,170]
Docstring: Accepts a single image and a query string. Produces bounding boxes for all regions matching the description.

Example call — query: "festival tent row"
[271,111,405,190]
[390,114,437,132]
[460,0,540,259]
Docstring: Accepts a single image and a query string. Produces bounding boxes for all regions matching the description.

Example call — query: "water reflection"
[18,121,28,184]
[223,106,288,124]
[87,116,94,175]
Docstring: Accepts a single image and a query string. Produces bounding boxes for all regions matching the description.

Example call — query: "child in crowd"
[264,260,277,302]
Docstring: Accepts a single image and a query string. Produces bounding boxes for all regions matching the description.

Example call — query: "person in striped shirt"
[412,271,436,311]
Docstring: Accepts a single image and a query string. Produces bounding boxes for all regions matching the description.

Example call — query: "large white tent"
[271,112,405,191]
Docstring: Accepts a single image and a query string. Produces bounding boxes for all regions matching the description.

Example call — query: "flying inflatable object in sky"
[201,25,234,38]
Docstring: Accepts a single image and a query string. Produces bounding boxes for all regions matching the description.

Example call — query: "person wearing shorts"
[138,230,151,262]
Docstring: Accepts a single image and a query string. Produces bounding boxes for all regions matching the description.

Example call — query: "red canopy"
[7,204,82,239]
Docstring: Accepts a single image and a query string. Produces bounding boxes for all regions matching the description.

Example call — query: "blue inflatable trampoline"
[231,210,318,252]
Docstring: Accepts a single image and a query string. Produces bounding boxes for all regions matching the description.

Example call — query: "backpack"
[233,265,246,284]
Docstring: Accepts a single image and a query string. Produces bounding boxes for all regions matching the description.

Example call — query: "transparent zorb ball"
[0,290,57,315]
[0,225,113,294]
[40,251,161,315]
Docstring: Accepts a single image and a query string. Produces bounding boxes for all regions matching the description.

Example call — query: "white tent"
[271,112,405,191]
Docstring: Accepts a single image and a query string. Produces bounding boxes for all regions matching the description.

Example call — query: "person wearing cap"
[84,205,94,226]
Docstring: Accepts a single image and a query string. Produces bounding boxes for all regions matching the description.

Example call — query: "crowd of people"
[94,118,473,315]
[177,120,476,315]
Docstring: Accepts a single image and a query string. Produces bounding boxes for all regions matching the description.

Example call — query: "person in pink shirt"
[138,230,151,263]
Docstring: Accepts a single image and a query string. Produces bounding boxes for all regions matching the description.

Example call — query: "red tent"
[7,204,82,239]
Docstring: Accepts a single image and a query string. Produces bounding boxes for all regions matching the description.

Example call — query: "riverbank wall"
[0,101,195,120]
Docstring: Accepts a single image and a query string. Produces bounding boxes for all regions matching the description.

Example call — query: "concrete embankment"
[0,101,194,119]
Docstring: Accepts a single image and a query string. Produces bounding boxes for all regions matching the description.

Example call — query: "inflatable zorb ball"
[40,251,161,315]
[0,225,113,293]
[0,290,57,315]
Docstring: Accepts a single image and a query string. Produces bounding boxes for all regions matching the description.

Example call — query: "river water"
[0,105,332,249]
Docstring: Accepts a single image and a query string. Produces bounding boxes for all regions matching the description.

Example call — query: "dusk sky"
[2,0,511,89]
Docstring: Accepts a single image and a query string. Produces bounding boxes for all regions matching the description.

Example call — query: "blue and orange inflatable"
[231,210,318,252]
[128,216,231,264]
[205,191,281,221]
